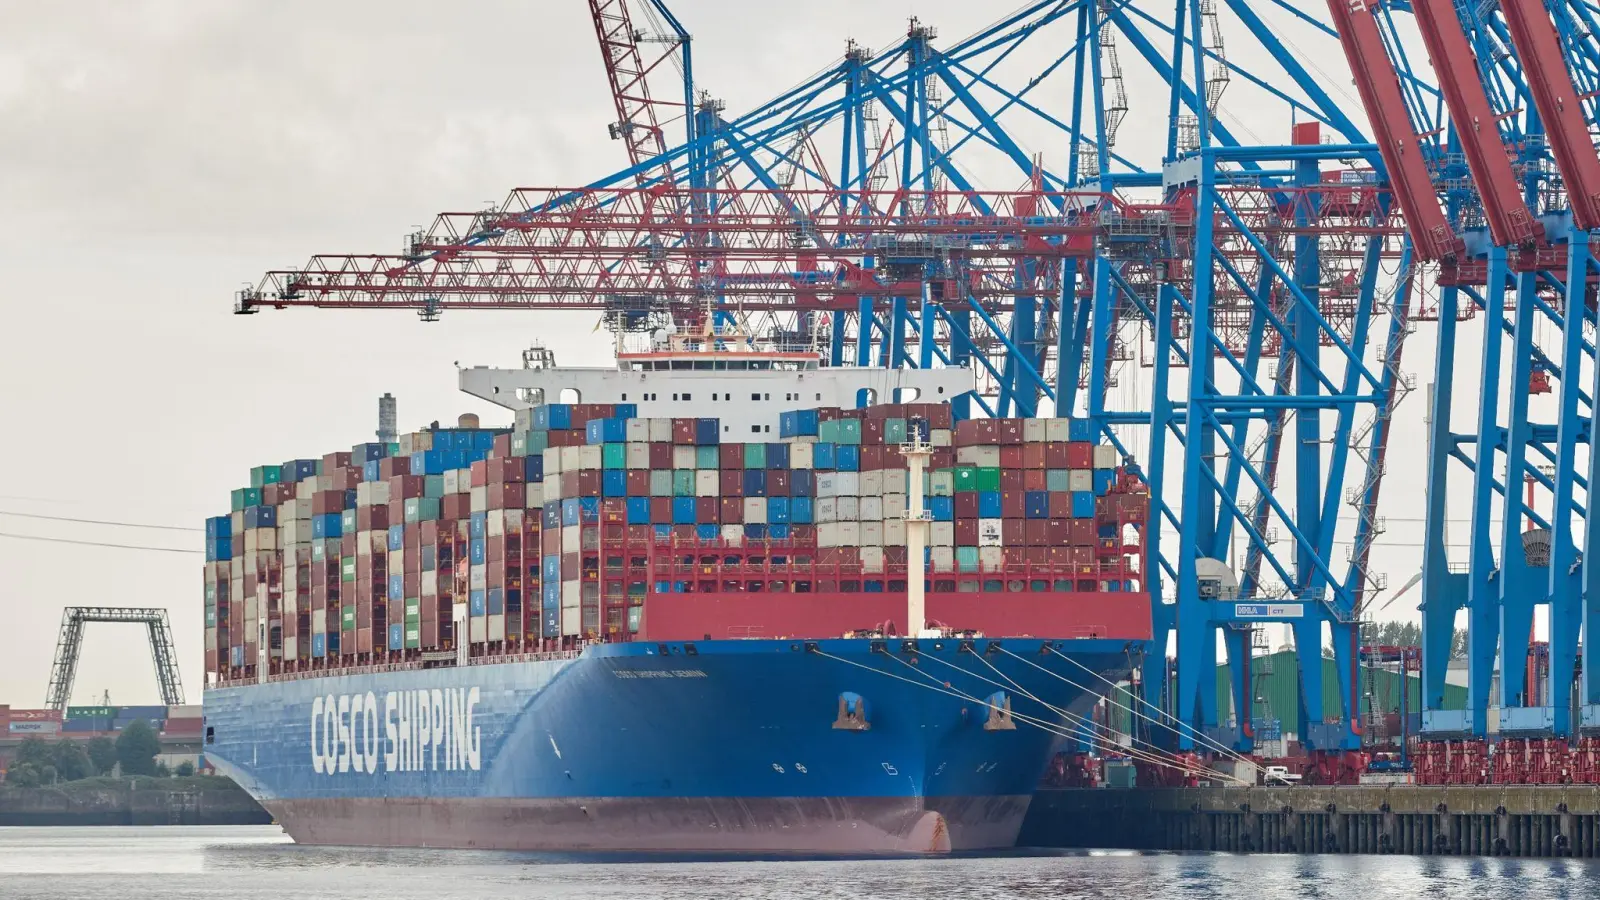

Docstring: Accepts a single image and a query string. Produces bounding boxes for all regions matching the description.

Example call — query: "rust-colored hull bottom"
[266,794,1033,854]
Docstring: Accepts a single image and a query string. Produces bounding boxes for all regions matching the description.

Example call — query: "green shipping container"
[744,442,767,469]
[424,475,446,499]
[696,446,720,469]
[955,546,980,573]
[952,466,978,491]
[883,418,907,443]
[204,608,216,627]
[405,599,421,618]
[341,606,356,629]
[672,469,696,496]
[1046,469,1071,492]
[650,469,674,496]
[837,420,863,445]
[230,487,263,511]
[527,430,549,455]
[341,558,356,582]
[975,467,1001,492]
[627,606,643,633]
[417,497,440,521]
[67,706,115,720]
[341,510,357,533]
[818,419,840,443]
[603,443,627,469]
[405,625,421,649]
[250,465,283,488]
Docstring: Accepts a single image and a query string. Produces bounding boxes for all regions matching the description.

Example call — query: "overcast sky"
[0,1,1534,708]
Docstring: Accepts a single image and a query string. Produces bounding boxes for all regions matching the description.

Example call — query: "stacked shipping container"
[208,404,1148,682]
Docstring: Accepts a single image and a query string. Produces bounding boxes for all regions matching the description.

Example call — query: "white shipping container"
[1023,418,1048,442]
[721,525,745,545]
[673,446,697,469]
[488,614,506,642]
[371,481,391,506]
[469,565,487,591]
[979,546,1007,572]
[486,513,505,537]
[744,497,768,524]
[816,473,839,498]
[930,546,955,572]
[931,428,953,448]
[562,581,582,608]
[290,497,313,521]
[649,418,673,442]
[280,519,307,544]
[790,442,814,469]
[9,721,59,735]
[1069,470,1093,492]
[860,496,884,521]
[627,443,651,470]
[883,470,908,494]
[835,472,861,496]
[283,636,298,660]
[205,628,217,650]
[244,597,258,619]
[559,445,582,471]
[859,471,884,497]
[311,613,327,635]
[860,521,884,546]
[626,419,649,443]
[930,472,954,496]
[1046,418,1071,441]
[861,546,885,572]
[525,483,545,508]
[578,445,603,470]
[514,407,536,432]
[422,571,438,595]
[561,524,582,553]
[883,518,907,546]
[696,470,720,497]
[1094,444,1119,469]
[443,470,462,494]
[231,510,245,534]
[468,614,486,644]
[544,447,563,477]
[978,518,1004,547]
[836,496,860,521]
[470,486,488,512]
[883,493,908,520]
[815,497,838,523]
[562,607,582,637]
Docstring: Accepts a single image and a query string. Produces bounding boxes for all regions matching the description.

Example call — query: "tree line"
[3,720,193,788]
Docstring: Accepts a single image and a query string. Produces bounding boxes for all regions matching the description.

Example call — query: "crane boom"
[1325,0,1462,261]
[1411,0,1542,247]
[588,0,687,185]
[1499,0,1600,230]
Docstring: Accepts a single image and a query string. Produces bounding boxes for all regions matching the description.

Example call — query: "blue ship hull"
[204,637,1135,853]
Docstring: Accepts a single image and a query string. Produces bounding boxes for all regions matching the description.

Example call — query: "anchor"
[983,691,1017,731]
[833,691,870,731]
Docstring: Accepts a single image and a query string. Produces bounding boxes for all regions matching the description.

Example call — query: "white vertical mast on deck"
[902,419,936,638]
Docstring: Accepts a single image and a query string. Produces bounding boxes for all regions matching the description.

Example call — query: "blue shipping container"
[469,590,487,616]
[791,497,814,524]
[813,442,836,470]
[1072,491,1096,518]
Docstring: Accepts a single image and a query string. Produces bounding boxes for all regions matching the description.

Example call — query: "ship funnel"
[458,413,481,429]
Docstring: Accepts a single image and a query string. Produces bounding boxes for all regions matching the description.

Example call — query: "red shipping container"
[387,499,405,523]
[356,628,373,654]
[865,403,904,420]
[997,418,1024,445]
[720,443,743,469]
[389,475,425,500]
[768,470,790,496]
[1022,469,1047,492]
[626,470,650,496]
[379,457,411,478]
[672,419,696,443]
[626,525,653,543]
[493,434,512,458]
[322,450,353,471]
[649,442,672,469]
[791,525,816,544]
[884,445,906,468]
[720,469,745,496]
[489,483,523,510]
[650,497,673,524]
[860,445,886,471]
[328,466,363,491]
[931,448,953,469]
[1070,520,1096,546]
[559,471,578,497]
[601,498,626,523]
[695,497,718,522]
[1022,444,1046,470]
[542,529,561,555]
[404,572,421,596]
[442,494,470,520]
[1000,469,1024,492]
[470,460,489,488]
[816,406,843,422]
[1067,442,1094,468]
[1048,492,1073,518]
[955,519,979,545]
[577,470,602,496]
[1002,519,1026,546]
[312,491,344,516]
[419,521,440,542]
[1044,443,1069,468]
[720,497,744,523]
[999,445,1023,470]
[1047,519,1070,544]
[1025,520,1049,546]
[863,420,885,445]
[1004,547,1027,567]
[1001,492,1026,519]
[955,493,979,518]
[1070,547,1096,568]
[493,458,525,484]
[671,524,697,541]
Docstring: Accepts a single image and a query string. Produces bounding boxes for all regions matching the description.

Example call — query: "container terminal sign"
[1233,603,1305,618]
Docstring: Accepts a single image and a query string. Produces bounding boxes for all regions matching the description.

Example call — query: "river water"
[3,826,1600,899]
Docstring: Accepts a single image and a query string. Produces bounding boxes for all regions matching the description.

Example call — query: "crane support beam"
[1324,0,1462,261]
[1411,0,1542,248]
[44,607,185,712]
[1501,0,1600,230]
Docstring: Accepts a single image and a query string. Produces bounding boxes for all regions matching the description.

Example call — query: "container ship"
[201,327,1152,853]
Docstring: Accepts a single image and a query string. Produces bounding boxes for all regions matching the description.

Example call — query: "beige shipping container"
[721,524,745,545]
[577,445,603,470]
[860,521,884,546]
[673,445,697,469]
[815,497,838,523]
[883,518,907,546]
[1023,418,1048,442]
[422,570,438,595]
[882,493,908,520]
[559,445,582,470]
[561,607,581,637]
[627,443,651,469]
[743,497,768,525]
[835,472,861,495]
[649,418,673,442]
[860,496,884,521]
[816,473,839,498]
[562,581,582,609]
[883,470,908,494]
[859,471,884,496]
[931,522,955,546]
[790,442,814,469]
[561,524,582,553]
[469,565,487,591]
[861,546,885,572]
[836,496,860,521]
[469,486,488,512]
[930,547,955,572]
[626,419,649,443]
[283,636,298,661]
[525,483,545,508]
[696,470,720,497]
[487,614,506,642]
[443,469,463,494]
[1068,470,1093,492]
[1046,419,1071,441]
[544,447,563,478]
[1094,444,1119,469]
[931,428,953,448]
[979,547,1007,572]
